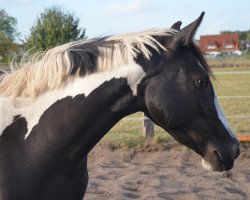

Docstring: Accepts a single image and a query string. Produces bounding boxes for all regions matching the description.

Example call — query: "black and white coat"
[0,13,240,200]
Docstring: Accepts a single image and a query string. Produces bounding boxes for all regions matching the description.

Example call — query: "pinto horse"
[0,13,240,200]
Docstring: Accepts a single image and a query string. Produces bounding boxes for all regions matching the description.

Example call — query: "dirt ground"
[85,140,250,200]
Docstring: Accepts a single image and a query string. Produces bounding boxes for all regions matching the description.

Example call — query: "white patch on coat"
[214,95,238,141]
[198,60,237,140]
[0,62,145,139]
[202,158,212,170]
[201,94,239,170]
[0,98,19,134]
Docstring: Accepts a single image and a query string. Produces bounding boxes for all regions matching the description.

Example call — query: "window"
[224,44,234,48]
[207,45,216,49]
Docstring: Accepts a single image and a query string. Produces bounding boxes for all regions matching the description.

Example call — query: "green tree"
[246,32,250,42]
[221,30,249,41]
[25,7,86,52]
[0,8,20,62]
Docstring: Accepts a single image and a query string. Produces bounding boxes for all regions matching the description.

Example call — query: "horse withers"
[0,12,240,199]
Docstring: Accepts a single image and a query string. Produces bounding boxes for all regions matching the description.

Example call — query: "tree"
[220,30,249,42]
[246,32,250,42]
[25,7,86,52]
[0,8,20,62]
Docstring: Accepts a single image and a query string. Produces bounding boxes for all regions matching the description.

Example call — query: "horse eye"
[196,77,208,87]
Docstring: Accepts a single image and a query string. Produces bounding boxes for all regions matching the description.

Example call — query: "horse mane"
[0,28,177,98]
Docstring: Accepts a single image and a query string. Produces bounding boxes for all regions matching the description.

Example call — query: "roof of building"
[199,34,239,53]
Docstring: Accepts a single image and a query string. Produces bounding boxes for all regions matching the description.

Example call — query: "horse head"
[141,12,240,171]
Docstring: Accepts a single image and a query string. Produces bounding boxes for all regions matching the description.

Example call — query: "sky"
[1,0,250,42]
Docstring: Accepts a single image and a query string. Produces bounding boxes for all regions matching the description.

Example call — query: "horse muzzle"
[202,139,241,172]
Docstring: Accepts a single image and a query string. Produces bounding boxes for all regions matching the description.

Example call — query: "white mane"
[0,28,177,98]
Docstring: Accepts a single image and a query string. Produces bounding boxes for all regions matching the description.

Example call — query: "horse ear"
[171,12,205,48]
[171,21,182,31]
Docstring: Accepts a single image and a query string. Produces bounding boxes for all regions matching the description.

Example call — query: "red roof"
[199,34,239,53]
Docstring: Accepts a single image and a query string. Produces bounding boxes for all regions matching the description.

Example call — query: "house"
[199,34,240,55]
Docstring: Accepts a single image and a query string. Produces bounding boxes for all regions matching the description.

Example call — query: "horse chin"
[202,153,234,172]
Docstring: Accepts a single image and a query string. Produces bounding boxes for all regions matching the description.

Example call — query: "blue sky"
[1,0,250,41]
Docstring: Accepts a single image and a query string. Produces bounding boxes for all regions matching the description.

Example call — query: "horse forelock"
[0,28,177,99]
[191,42,214,78]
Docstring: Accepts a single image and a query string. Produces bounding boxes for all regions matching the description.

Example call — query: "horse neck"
[5,61,146,155]
[63,62,146,154]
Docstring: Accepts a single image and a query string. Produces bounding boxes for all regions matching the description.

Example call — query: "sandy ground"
[85,140,250,200]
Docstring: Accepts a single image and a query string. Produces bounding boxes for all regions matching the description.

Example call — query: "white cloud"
[105,0,148,14]
[203,23,225,35]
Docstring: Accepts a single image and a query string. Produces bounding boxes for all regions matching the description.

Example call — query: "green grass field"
[213,68,250,136]
[103,67,250,147]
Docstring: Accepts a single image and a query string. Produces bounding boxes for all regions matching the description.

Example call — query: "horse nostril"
[231,138,241,160]
[235,139,241,147]
[213,150,223,162]
[234,146,241,159]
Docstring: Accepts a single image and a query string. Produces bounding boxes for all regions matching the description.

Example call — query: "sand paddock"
[85,140,250,200]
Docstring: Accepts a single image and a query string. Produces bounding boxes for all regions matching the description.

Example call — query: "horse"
[0,12,240,200]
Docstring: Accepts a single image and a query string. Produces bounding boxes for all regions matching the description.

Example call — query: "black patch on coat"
[0,77,137,199]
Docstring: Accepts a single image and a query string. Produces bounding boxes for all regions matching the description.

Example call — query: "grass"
[103,112,170,148]
[103,114,145,148]
[212,68,250,136]
[102,66,250,147]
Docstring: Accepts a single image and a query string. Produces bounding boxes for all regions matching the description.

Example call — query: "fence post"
[143,114,154,137]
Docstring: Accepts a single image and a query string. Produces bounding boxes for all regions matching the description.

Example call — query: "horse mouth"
[204,151,234,172]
